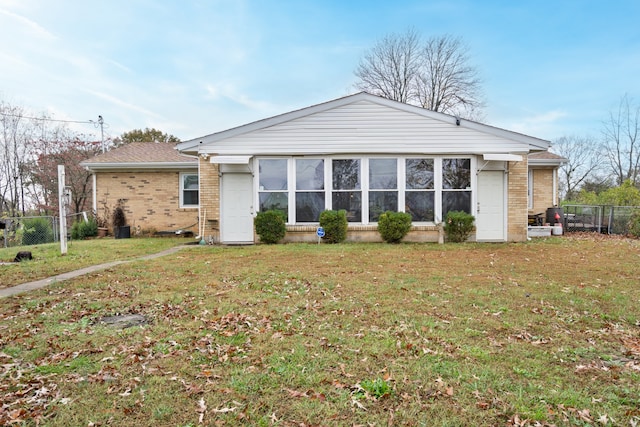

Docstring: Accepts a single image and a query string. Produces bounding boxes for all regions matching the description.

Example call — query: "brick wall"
[531,168,556,214]
[95,170,198,235]
[507,159,528,241]
[199,157,221,242]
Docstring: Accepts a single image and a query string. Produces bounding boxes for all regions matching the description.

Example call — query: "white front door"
[221,173,254,243]
[476,170,506,241]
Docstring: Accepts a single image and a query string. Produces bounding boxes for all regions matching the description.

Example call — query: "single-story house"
[81,142,199,235]
[174,92,566,243]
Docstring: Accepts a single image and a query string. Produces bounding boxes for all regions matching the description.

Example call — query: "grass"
[0,237,190,288]
[0,235,639,426]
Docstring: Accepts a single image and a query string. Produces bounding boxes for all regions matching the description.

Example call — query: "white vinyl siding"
[201,101,536,156]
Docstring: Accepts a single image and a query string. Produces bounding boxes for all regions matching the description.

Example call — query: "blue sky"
[1,0,638,143]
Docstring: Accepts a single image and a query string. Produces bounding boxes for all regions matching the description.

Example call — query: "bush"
[443,211,475,243]
[254,210,286,244]
[71,217,98,240]
[112,206,127,228]
[628,210,640,238]
[377,211,412,243]
[22,217,54,245]
[319,210,348,243]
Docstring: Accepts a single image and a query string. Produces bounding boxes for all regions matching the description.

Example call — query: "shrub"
[112,206,127,228]
[22,217,54,245]
[254,210,286,244]
[628,210,640,238]
[71,217,98,240]
[319,210,348,243]
[377,211,412,243]
[443,210,475,243]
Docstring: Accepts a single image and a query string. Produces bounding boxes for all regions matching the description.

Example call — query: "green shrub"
[71,217,98,240]
[377,211,412,243]
[628,210,640,238]
[22,217,54,245]
[443,210,475,243]
[254,210,286,244]
[319,210,348,243]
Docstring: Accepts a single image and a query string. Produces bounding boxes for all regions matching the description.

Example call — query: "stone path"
[0,245,189,298]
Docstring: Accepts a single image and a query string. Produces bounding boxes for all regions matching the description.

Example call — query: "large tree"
[601,94,640,186]
[354,29,484,118]
[552,135,603,200]
[118,128,180,145]
[28,134,101,215]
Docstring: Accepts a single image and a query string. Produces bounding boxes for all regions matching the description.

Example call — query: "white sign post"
[58,165,67,255]
[316,226,325,244]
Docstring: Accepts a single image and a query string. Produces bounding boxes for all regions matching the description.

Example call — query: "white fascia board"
[482,153,523,162]
[82,162,197,171]
[209,155,253,164]
[528,158,567,166]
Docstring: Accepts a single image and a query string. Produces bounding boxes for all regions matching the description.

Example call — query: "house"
[81,142,199,235]
[175,92,565,243]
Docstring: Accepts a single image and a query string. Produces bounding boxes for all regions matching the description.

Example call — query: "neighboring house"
[81,142,199,235]
[175,92,566,243]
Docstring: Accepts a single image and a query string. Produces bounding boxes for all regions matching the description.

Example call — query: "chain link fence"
[563,205,640,235]
[1,216,60,248]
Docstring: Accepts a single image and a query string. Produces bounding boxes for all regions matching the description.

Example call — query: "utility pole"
[98,115,105,153]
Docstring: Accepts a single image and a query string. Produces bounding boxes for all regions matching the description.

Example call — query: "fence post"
[58,165,68,255]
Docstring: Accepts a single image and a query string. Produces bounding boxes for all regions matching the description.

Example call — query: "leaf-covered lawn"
[1,235,639,426]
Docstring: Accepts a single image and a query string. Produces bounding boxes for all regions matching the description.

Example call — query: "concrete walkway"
[0,245,189,298]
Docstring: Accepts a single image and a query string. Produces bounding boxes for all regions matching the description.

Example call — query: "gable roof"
[81,142,197,171]
[528,150,567,166]
[176,92,551,156]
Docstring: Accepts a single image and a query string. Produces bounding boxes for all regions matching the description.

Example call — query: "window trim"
[255,155,475,225]
[180,172,199,208]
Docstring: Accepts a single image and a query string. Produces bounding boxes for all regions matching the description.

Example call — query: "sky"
[1,0,639,144]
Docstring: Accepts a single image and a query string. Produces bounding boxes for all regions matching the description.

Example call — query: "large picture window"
[332,159,361,222]
[258,159,288,219]
[442,158,471,216]
[255,156,474,225]
[405,159,434,221]
[295,159,325,222]
[180,173,199,207]
[369,158,397,222]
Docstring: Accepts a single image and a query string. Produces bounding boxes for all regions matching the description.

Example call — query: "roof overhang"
[482,153,523,162]
[82,161,197,171]
[208,155,253,164]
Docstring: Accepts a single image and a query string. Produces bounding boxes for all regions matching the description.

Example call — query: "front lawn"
[1,236,639,426]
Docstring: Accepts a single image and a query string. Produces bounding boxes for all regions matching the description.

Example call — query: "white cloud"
[0,7,55,39]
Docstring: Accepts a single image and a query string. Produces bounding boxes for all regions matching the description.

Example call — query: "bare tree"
[354,30,484,118]
[601,94,640,186]
[552,135,603,200]
[0,102,36,216]
[415,35,484,119]
[354,28,421,104]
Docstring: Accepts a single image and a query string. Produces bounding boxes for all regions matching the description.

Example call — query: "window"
[255,155,475,225]
[442,158,471,216]
[258,159,288,219]
[405,159,435,221]
[295,159,325,222]
[180,173,199,207]
[369,158,397,222]
[332,159,361,222]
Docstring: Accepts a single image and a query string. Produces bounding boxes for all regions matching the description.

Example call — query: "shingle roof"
[83,142,197,165]
[528,151,565,160]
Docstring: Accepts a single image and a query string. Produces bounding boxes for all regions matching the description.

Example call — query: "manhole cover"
[98,314,149,329]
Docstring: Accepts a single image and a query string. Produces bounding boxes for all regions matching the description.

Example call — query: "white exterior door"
[476,170,506,241]
[221,173,254,243]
